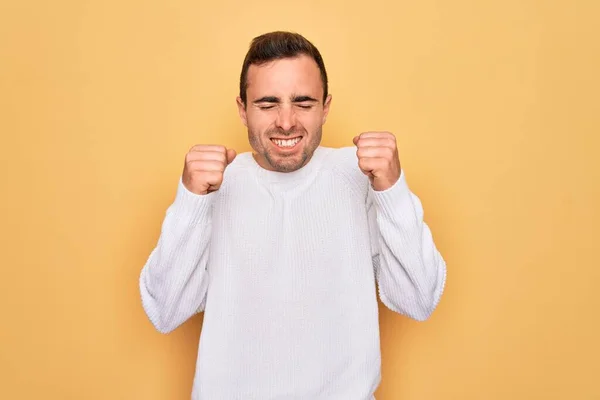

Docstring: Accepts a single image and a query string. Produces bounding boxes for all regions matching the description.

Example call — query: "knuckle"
[187,160,201,169]
[186,150,201,162]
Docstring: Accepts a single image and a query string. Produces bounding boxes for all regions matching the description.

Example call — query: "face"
[237,55,332,172]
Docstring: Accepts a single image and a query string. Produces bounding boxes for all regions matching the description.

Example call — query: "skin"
[182,54,402,196]
[236,55,332,173]
[353,131,402,191]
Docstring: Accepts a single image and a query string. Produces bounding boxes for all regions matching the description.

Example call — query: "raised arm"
[139,145,236,333]
[354,131,446,320]
[367,172,446,320]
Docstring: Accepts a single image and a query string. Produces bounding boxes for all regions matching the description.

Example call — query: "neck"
[247,147,325,184]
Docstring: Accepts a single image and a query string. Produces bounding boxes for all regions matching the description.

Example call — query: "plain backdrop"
[1,0,598,399]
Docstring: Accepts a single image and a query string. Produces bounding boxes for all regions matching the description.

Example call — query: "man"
[140,31,446,400]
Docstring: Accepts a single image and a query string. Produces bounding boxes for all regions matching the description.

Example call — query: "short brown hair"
[239,31,328,105]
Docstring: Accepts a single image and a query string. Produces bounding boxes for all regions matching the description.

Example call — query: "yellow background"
[1,0,599,399]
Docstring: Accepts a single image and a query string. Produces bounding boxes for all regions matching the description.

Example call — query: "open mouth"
[271,136,302,149]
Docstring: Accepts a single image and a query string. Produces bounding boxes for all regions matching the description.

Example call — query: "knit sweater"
[139,146,446,400]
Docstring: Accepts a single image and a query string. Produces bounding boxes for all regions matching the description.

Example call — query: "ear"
[236,96,248,127]
[322,94,332,125]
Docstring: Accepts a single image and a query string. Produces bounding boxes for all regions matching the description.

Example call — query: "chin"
[271,158,305,172]
[267,152,307,172]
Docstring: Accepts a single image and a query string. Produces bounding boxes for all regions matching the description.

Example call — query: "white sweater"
[139,146,446,400]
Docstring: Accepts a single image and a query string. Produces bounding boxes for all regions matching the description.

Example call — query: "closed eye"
[254,96,279,110]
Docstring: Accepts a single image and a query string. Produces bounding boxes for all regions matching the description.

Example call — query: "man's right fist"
[182,145,237,195]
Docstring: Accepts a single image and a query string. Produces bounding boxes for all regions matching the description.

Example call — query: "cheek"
[247,111,274,133]
[298,112,323,132]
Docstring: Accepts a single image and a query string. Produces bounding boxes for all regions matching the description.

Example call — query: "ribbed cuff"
[370,170,414,221]
[170,178,216,225]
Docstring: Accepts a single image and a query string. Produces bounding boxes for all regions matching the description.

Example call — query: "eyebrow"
[253,96,280,104]
[292,95,318,103]
[253,95,319,104]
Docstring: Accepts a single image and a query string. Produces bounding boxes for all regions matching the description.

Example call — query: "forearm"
[139,179,214,333]
[370,172,446,320]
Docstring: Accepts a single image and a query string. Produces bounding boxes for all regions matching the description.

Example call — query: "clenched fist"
[353,131,401,191]
[182,145,237,195]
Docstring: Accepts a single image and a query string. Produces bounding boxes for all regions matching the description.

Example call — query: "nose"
[275,105,296,133]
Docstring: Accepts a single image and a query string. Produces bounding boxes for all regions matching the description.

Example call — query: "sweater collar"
[243,146,326,184]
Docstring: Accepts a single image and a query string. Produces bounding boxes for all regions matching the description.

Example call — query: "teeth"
[273,137,301,147]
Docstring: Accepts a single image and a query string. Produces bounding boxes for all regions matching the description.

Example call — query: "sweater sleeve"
[367,170,447,321]
[139,178,215,333]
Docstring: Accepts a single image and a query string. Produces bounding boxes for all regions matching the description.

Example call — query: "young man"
[140,31,446,400]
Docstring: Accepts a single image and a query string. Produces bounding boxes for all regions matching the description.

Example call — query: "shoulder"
[319,146,369,193]
[224,151,253,176]
[319,146,358,169]
[218,151,255,192]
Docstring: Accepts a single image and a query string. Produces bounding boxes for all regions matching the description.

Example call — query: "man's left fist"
[353,131,401,191]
